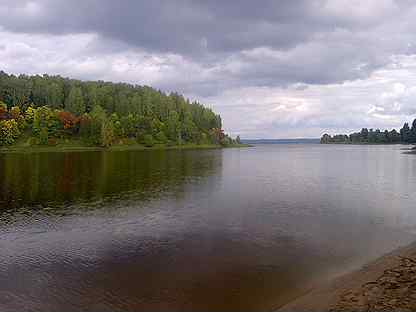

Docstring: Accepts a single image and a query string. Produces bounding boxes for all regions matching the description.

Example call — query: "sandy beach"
[278,242,416,311]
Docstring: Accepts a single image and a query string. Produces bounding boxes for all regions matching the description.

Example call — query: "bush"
[100,121,115,147]
[32,106,60,138]
[57,111,79,132]
[39,127,49,145]
[0,119,20,146]
[79,114,92,139]
[27,137,37,146]
[25,106,35,124]
[155,131,168,144]
[10,106,21,120]
[143,134,154,147]
[0,102,7,120]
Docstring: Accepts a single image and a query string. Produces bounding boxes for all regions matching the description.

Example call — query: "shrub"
[155,131,167,144]
[143,134,154,147]
[10,106,21,120]
[39,127,49,145]
[25,106,35,124]
[32,106,60,138]
[79,114,92,139]
[0,102,7,120]
[0,119,20,146]
[57,111,79,131]
[100,121,115,147]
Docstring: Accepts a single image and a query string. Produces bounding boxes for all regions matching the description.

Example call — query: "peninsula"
[0,71,243,151]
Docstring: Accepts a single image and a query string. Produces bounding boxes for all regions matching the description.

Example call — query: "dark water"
[1,145,416,311]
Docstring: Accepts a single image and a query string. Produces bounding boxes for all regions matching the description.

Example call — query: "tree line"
[0,71,240,147]
[320,119,416,144]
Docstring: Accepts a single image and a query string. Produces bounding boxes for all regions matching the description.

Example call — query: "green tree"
[90,105,107,145]
[32,106,59,138]
[46,82,64,109]
[65,86,85,116]
[166,111,181,143]
[181,111,198,142]
[121,113,138,138]
[97,85,114,113]
[409,119,416,143]
[401,123,411,143]
[83,83,98,112]
[79,113,92,140]
[110,113,124,139]
[0,71,232,147]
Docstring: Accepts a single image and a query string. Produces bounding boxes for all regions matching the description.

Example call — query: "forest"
[0,71,241,148]
[320,119,416,144]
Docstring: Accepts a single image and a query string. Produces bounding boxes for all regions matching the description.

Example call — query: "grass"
[0,138,250,154]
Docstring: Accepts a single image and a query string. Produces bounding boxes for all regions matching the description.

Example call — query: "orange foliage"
[0,103,7,120]
[213,128,225,139]
[57,111,79,130]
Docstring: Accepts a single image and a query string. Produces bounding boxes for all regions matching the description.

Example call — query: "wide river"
[1,144,416,311]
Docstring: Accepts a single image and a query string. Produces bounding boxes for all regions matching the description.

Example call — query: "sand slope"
[278,242,416,311]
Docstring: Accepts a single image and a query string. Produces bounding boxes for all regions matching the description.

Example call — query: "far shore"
[277,241,416,311]
[0,143,251,154]
[321,142,414,145]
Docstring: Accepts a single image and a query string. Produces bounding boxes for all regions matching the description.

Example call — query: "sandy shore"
[277,241,416,311]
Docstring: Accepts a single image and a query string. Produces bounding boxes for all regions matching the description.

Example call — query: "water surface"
[1,145,416,311]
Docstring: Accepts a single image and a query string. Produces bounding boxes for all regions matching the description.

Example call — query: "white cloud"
[0,30,212,89]
[323,0,398,23]
[201,55,416,138]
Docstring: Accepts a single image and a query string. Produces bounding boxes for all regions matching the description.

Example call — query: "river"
[1,144,416,311]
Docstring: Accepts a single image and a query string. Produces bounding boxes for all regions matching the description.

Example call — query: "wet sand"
[278,241,416,311]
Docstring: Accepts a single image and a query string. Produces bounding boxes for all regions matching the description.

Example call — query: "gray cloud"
[0,1,407,55]
[0,1,411,60]
[0,1,348,53]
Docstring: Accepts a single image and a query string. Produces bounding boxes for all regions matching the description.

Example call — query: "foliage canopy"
[0,71,238,147]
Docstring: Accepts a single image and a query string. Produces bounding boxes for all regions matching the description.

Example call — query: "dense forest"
[0,71,240,148]
[321,119,416,144]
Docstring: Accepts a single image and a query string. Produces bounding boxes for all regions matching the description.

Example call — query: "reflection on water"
[1,145,416,311]
[0,149,221,213]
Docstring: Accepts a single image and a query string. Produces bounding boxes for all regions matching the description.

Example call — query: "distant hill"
[242,138,320,144]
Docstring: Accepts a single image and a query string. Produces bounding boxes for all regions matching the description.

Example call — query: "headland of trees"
[320,119,416,145]
[0,71,245,152]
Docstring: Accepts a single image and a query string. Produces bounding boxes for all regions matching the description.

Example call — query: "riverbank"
[278,241,416,311]
[321,142,412,145]
[0,142,251,153]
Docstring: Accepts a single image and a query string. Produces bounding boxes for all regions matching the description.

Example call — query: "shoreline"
[321,142,414,146]
[0,143,251,154]
[277,241,416,311]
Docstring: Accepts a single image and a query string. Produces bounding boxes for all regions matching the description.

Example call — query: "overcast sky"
[1,0,416,138]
